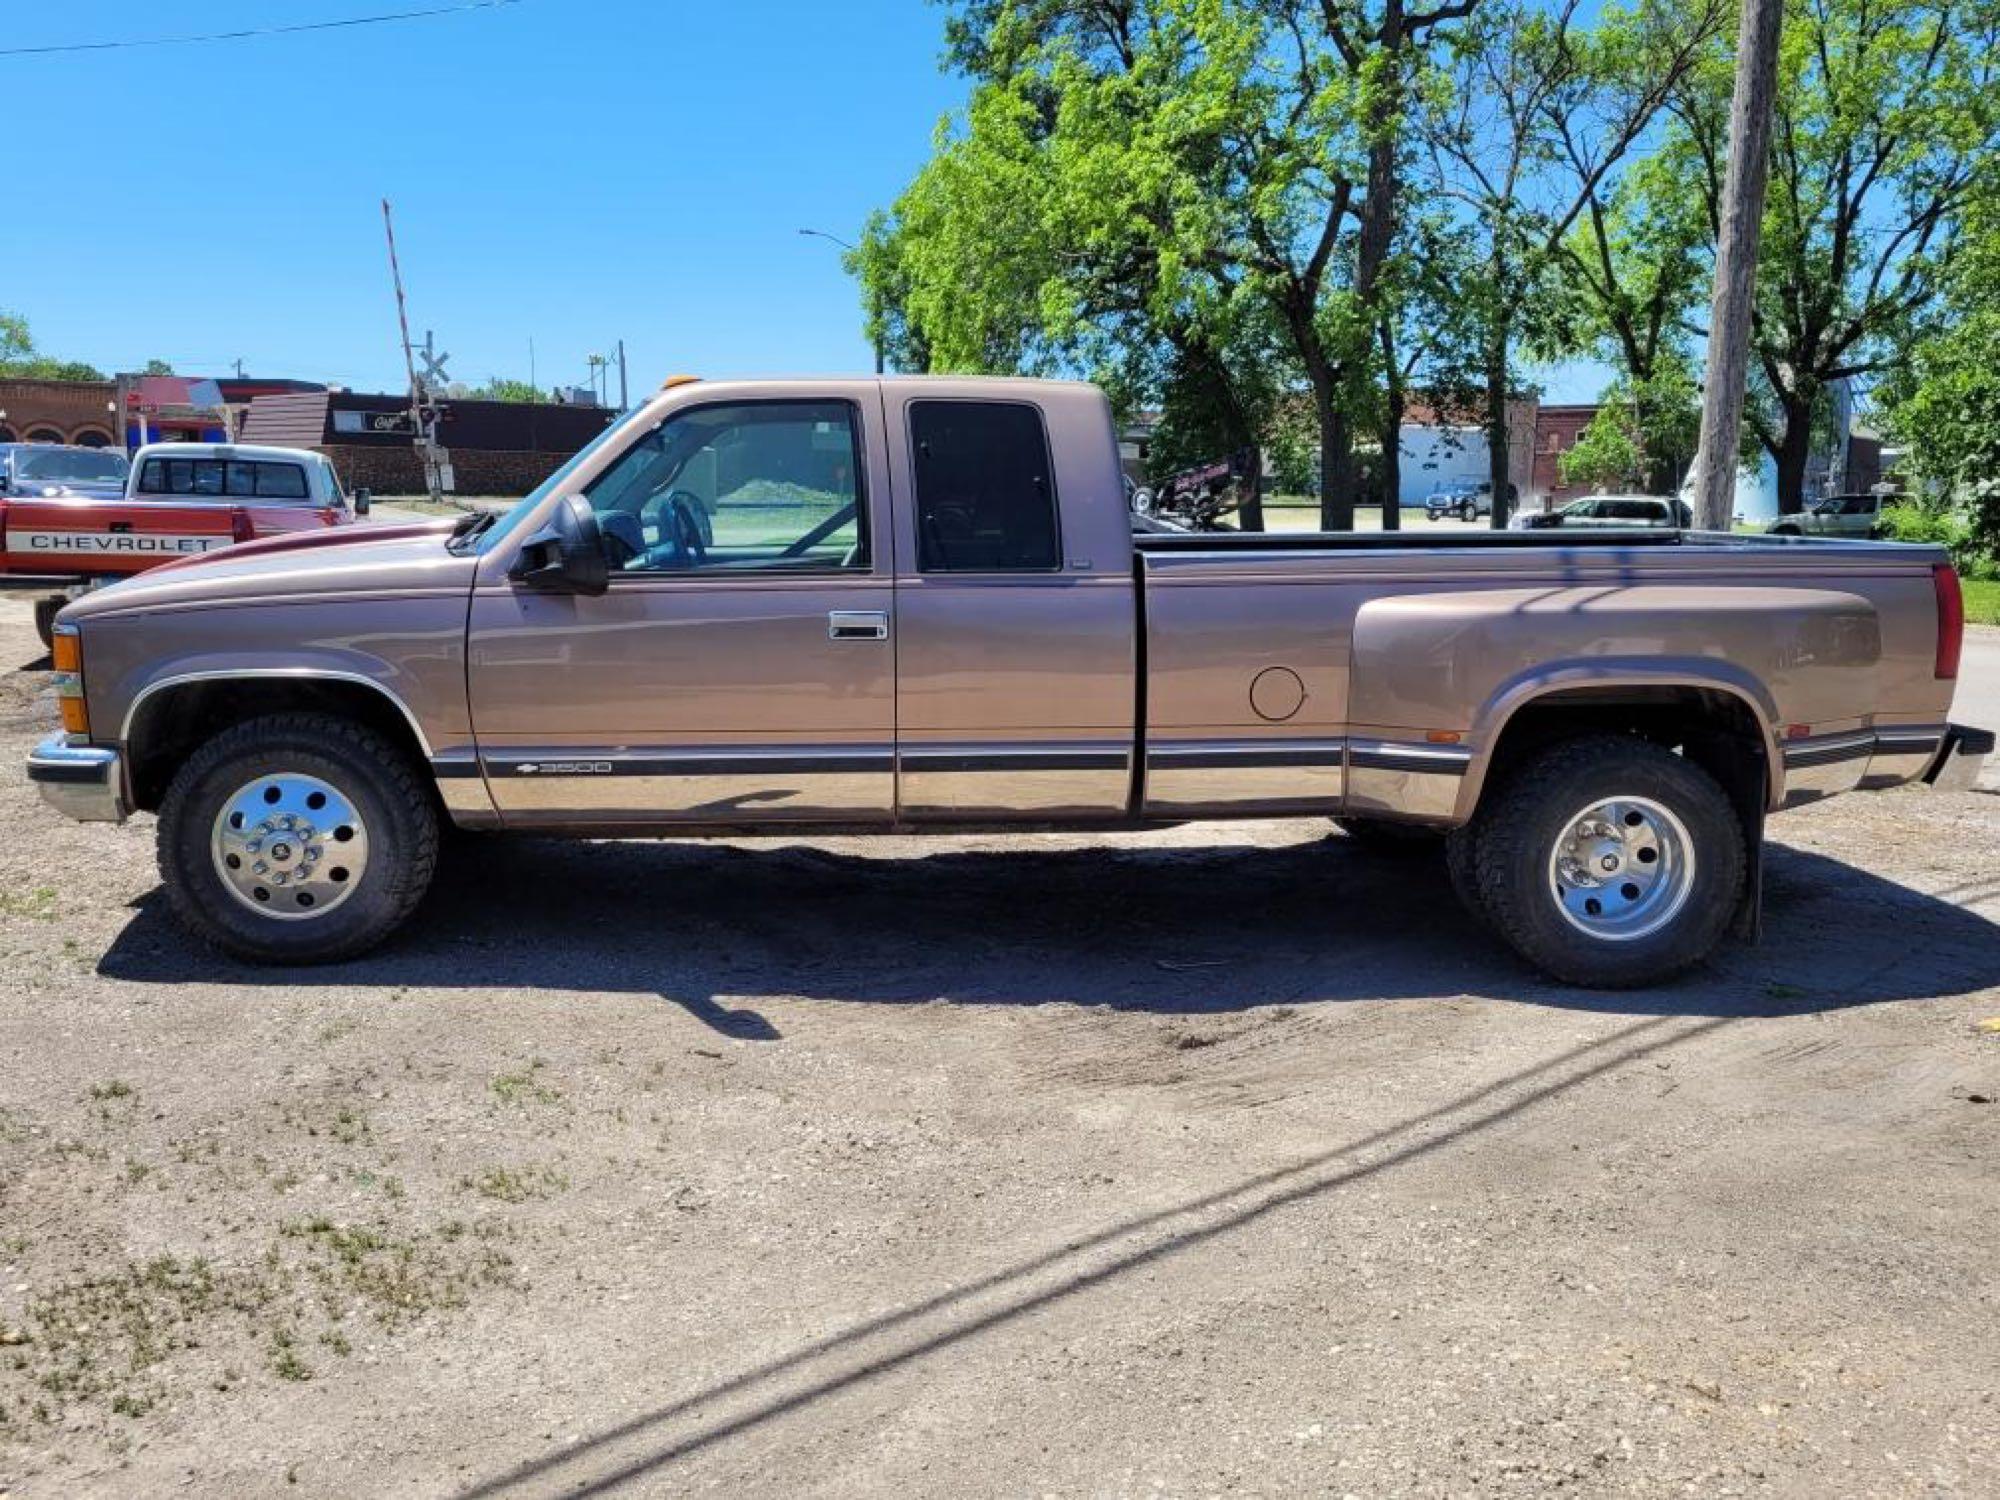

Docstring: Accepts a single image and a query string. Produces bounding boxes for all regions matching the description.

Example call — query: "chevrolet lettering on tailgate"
[19,531,230,556]
[0,440,363,647]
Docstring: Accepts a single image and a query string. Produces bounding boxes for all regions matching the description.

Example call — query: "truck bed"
[0,497,243,580]
[1133,528,1847,554]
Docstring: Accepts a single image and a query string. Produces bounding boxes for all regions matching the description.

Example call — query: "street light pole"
[798,227,885,375]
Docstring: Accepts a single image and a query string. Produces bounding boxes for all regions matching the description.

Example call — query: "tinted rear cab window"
[910,401,1060,572]
[140,457,311,500]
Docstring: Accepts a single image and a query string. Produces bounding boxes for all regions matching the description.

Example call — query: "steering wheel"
[665,491,708,565]
[779,501,858,560]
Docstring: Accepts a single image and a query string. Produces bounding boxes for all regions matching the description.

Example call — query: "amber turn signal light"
[51,626,88,736]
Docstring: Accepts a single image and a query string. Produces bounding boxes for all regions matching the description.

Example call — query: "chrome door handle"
[827,610,889,642]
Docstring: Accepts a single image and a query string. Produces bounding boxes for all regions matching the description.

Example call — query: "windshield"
[472,407,650,554]
[14,448,129,484]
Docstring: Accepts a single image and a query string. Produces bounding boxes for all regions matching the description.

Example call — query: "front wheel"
[1472,735,1744,987]
[33,598,61,649]
[157,713,438,964]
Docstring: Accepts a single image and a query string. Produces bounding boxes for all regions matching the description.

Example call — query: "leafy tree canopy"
[0,310,106,382]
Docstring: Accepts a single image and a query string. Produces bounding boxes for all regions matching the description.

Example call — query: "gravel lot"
[1,596,1997,1499]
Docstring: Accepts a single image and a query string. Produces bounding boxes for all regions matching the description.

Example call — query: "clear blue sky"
[0,0,1604,403]
[1,0,964,394]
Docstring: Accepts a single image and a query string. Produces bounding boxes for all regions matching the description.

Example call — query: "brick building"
[240,390,615,496]
[0,378,122,447]
[1529,403,1602,508]
[0,375,332,450]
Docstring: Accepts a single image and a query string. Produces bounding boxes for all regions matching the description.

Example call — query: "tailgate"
[0,498,240,576]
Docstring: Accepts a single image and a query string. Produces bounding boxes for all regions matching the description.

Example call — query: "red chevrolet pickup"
[0,441,365,643]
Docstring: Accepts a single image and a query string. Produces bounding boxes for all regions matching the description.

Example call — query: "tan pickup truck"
[28,376,1990,986]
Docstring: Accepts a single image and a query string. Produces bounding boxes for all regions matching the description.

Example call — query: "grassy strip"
[1963,577,2000,627]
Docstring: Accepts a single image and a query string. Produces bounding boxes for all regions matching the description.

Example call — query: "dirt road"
[1,598,1997,1498]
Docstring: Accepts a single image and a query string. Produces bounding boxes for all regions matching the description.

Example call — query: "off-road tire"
[158,713,438,964]
[1473,734,1744,987]
[1444,822,1489,931]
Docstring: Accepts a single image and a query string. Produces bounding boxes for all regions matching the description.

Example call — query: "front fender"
[83,596,473,758]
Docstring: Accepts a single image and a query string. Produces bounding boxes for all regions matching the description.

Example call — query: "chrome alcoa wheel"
[159,713,437,965]
[1471,735,1744,988]
[1547,796,1695,941]
[211,772,370,920]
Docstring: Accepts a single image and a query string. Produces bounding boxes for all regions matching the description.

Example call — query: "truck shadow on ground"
[98,829,2000,1028]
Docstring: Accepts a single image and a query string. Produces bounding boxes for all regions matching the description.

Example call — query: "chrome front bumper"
[1926,723,1995,794]
[27,733,127,823]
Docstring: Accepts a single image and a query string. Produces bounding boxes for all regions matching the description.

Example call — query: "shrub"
[1878,501,1995,578]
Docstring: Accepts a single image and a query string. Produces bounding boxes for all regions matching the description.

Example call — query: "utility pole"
[617,339,629,411]
[1690,0,1784,532]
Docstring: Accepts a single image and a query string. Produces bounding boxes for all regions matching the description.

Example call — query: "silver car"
[1511,494,1692,529]
[1769,492,1887,539]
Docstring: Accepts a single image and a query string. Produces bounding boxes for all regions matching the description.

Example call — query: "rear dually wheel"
[1472,734,1744,987]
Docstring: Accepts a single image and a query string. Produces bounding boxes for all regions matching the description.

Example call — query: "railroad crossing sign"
[417,330,451,392]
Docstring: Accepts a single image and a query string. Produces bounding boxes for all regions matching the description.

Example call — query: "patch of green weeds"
[463,1163,569,1204]
[490,1060,562,1107]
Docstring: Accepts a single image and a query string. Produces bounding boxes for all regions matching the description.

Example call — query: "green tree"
[1424,0,1722,527]
[1542,142,1711,439]
[1668,0,2000,514]
[865,0,1495,529]
[1558,401,1644,489]
[856,4,1300,525]
[472,378,547,403]
[0,310,105,382]
[0,311,33,366]
[1880,192,2000,561]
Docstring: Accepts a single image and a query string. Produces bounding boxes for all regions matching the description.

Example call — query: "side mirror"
[352,487,371,516]
[508,493,609,596]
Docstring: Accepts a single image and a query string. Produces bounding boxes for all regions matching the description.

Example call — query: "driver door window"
[585,400,868,575]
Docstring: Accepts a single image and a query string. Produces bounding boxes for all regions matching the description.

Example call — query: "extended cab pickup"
[0,441,364,644]
[28,377,1991,985]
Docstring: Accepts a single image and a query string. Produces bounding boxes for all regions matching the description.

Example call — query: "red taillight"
[1934,563,1964,680]
[230,507,254,545]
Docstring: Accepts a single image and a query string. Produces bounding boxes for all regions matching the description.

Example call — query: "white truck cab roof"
[130,443,350,506]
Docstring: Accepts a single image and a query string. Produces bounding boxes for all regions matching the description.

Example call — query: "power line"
[0,0,526,58]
